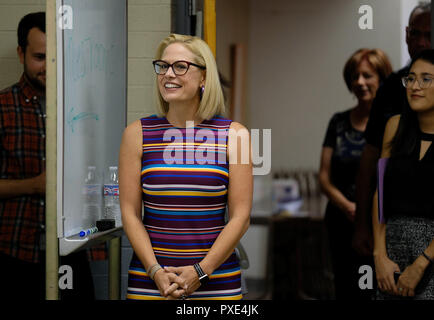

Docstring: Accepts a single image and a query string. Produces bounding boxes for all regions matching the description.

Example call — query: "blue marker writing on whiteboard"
[79,227,98,237]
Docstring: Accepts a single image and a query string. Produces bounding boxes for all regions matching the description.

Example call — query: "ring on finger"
[180,294,187,300]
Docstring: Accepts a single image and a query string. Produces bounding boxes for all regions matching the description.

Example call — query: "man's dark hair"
[409,2,431,25]
[17,12,45,53]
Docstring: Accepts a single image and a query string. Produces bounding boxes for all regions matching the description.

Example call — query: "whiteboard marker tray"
[59,227,123,256]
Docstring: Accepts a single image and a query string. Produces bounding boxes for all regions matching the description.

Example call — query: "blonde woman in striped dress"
[119,34,253,300]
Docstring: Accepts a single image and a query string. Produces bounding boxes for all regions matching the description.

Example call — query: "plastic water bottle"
[104,166,121,227]
[82,166,102,227]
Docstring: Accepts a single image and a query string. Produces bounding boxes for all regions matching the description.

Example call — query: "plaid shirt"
[0,75,107,263]
[0,74,46,263]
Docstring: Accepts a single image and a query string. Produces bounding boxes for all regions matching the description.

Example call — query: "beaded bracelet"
[421,252,433,264]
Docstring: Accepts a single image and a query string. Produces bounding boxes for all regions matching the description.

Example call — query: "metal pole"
[46,0,59,300]
[108,238,121,299]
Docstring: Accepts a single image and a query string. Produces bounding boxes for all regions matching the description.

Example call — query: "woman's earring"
[200,85,205,99]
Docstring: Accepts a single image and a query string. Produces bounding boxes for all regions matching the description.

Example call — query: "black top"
[419,130,434,141]
[323,109,365,201]
[384,132,434,220]
[364,67,409,149]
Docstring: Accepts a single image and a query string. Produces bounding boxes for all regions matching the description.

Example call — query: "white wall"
[216,0,250,124]
[248,0,404,173]
[236,0,412,281]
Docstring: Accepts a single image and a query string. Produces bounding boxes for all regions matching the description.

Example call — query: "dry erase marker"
[79,227,98,237]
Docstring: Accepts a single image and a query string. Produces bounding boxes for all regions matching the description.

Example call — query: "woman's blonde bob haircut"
[153,33,226,120]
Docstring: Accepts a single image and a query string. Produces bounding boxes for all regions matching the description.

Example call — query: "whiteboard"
[57,0,127,239]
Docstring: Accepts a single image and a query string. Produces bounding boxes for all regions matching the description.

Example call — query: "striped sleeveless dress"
[127,115,243,300]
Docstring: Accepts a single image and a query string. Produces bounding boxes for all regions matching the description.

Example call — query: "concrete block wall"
[0,0,172,117]
[127,0,172,124]
[0,0,172,300]
[0,0,45,89]
[121,0,172,301]
[75,0,173,301]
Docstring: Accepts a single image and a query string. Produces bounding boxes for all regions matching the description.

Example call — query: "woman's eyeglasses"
[402,75,434,89]
[152,60,206,76]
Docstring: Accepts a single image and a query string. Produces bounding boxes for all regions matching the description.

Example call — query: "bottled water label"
[104,184,121,226]
[103,167,121,227]
[104,184,119,196]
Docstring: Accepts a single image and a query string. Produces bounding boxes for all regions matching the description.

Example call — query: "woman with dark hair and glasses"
[373,49,434,300]
[119,34,252,300]
[319,48,392,299]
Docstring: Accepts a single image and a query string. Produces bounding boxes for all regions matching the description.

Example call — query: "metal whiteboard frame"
[56,0,64,239]
[56,0,128,256]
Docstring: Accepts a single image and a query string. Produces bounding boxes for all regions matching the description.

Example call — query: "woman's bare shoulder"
[382,114,401,157]
[123,119,142,136]
[229,121,249,133]
[121,119,143,153]
[384,115,401,140]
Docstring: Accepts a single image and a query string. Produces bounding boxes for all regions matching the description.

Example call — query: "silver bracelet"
[148,263,162,280]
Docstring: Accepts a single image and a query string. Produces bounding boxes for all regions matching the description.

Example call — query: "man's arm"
[0,172,45,199]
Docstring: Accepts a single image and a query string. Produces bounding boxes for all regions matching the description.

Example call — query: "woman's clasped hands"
[394,262,426,297]
[153,265,201,300]
[375,255,425,297]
